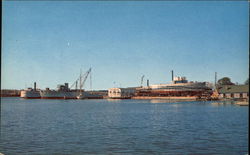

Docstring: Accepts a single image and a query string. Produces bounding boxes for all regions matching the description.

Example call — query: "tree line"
[217,77,249,85]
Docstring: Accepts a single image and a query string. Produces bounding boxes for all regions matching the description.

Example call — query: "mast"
[79,69,82,95]
[90,71,92,92]
[79,68,92,93]
[215,72,217,90]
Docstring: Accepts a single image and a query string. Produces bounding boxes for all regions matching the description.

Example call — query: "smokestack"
[147,79,149,87]
[65,83,69,89]
[171,70,174,81]
[34,82,36,91]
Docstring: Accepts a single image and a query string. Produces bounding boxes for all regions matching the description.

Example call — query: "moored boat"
[136,76,213,97]
[40,83,79,99]
[20,82,41,99]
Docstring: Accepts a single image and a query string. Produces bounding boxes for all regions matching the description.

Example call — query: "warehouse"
[217,85,249,99]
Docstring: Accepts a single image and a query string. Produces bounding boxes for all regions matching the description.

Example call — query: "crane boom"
[80,68,92,90]
[70,68,92,91]
[70,76,80,89]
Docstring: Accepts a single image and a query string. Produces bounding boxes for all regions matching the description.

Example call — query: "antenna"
[79,68,82,93]
[215,72,217,88]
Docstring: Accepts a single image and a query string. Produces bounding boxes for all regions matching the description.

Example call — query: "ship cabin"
[57,83,70,91]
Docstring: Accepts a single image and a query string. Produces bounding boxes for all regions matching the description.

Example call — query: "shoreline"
[1,96,248,103]
[131,96,197,101]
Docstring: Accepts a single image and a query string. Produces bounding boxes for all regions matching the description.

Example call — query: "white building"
[108,87,137,99]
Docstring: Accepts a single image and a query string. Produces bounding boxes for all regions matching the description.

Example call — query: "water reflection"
[171,104,183,108]
[149,99,184,104]
[211,101,235,107]
[150,99,171,104]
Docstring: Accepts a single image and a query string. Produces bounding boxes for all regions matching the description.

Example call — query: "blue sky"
[2,1,249,90]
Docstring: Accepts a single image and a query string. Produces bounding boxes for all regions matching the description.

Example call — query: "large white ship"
[136,75,213,97]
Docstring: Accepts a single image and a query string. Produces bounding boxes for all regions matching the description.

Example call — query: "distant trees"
[217,77,235,85]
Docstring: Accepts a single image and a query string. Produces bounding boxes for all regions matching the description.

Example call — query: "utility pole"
[215,72,217,89]
[171,70,174,82]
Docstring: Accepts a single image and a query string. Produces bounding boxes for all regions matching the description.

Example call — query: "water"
[0,98,248,154]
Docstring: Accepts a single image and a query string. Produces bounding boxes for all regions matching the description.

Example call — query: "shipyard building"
[217,85,249,99]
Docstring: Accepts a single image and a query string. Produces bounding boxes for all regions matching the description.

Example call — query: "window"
[240,93,243,98]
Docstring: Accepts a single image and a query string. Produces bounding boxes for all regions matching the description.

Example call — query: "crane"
[79,68,92,91]
[77,68,91,99]
[70,68,92,90]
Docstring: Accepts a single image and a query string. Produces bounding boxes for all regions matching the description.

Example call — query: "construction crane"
[77,68,91,99]
[141,75,145,87]
[70,68,92,90]
[79,68,92,91]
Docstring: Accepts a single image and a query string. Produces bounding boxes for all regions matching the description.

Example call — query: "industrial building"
[108,87,137,99]
[1,89,20,97]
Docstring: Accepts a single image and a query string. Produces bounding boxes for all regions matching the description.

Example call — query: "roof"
[108,87,139,90]
[217,85,249,93]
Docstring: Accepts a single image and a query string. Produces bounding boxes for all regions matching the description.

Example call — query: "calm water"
[0,98,248,155]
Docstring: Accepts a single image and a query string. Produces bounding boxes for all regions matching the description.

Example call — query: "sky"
[2,1,249,90]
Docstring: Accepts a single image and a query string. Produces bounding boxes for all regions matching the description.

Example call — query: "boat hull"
[136,82,213,97]
[40,91,79,99]
[20,90,41,99]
